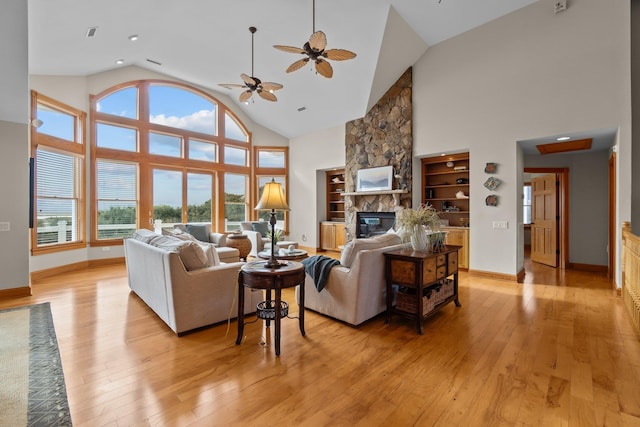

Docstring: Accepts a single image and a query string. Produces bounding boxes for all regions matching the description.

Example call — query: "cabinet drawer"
[436,254,446,266]
[448,251,458,273]
[390,260,417,284]
[423,258,437,283]
[437,266,447,280]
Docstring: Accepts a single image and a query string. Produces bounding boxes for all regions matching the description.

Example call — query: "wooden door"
[531,174,558,267]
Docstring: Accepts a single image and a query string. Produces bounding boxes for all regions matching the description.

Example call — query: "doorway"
[524,168,569,270]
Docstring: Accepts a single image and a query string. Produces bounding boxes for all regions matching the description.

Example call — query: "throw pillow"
[131,229,159,244]
[163,228,198,242]
[240,222,253,231]
[185,224,210,242]
[251,222,269,238]
[149,235,209,270]
[199,243,221,266]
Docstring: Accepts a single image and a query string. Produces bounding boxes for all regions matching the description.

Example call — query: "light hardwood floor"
[2,256,640,426]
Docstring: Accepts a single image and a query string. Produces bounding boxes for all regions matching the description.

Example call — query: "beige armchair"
[240,221,271,257]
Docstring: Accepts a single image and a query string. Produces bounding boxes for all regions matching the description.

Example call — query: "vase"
[410,225,429,252]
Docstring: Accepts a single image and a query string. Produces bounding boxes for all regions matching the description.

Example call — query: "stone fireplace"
[343,67,413,240]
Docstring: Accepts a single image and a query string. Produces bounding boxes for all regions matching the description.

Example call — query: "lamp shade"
[255,179,290,211]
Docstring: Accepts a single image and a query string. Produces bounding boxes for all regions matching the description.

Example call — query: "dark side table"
[236,260,306,356]
[384,246,461,334]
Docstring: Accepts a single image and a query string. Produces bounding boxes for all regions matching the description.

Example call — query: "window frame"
[30,91,86,255]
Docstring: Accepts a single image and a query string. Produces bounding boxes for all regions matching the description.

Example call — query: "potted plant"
[396,204,445,252]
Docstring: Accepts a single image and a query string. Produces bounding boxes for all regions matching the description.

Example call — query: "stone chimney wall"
[343,67,413,239]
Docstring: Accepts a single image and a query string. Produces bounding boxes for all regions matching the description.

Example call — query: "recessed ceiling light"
[128,34,139,41]
[115,59,124,65]
[86,27,98,38]
[556,136,571,141]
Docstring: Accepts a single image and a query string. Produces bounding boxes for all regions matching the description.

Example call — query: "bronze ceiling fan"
[219,26,283,103]
[273,0,356,78]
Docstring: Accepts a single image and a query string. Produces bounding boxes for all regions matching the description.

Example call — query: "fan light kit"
[219,27,283,104]
[274,0,356,78]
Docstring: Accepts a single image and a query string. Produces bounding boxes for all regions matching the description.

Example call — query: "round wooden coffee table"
[226,234,252,261]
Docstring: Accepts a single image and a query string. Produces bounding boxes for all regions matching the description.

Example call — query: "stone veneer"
[344,67,413,239]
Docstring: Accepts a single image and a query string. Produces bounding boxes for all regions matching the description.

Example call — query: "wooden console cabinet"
[320,221,346,252]
[442,227,469,269]
[384,246,461,334]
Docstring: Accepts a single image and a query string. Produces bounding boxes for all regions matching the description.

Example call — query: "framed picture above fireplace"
[356,166,393,192]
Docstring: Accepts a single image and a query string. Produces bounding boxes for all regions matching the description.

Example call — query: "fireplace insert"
[356,212,396,238]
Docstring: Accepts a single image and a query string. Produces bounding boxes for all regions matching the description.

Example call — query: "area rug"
[0,302,72,426]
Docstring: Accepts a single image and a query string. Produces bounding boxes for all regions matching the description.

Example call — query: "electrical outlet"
[102,246,110,251]
[301,233,307,242]
[554,0,567,14]
[0,222,10,232]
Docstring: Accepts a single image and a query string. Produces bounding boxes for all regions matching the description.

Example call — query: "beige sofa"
[299,233,407,326]
[124,229,263,335]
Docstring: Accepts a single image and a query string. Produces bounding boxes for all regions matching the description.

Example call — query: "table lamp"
[254,178,290,269]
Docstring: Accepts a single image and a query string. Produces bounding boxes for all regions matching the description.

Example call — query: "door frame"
[608,151,616,281]
[524,167,569,269]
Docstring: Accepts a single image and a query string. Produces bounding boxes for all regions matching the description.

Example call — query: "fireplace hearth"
[356,212,396,238]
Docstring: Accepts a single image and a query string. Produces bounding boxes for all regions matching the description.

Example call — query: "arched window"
[90,80,255,243]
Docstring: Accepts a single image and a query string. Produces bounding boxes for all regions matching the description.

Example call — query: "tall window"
[254,147,289,232]
[523,183,532,225]
[224,173,248,231]
[31,91,86,254]
[90,80,263,244]
[96,160,138,240]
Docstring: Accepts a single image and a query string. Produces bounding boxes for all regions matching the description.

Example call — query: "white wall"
[0,1,29,291]
[289,125,346,248]
[411,0,631,276]
[29,66,288,273]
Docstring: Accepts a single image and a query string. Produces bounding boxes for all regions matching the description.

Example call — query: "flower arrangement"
[396,204,441,232]
[396,205,445,252]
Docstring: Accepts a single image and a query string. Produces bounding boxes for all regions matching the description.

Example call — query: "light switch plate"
[0,222,10,232]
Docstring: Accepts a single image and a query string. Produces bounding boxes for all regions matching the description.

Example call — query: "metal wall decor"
[485,162,497,174]
[483,176,501,191]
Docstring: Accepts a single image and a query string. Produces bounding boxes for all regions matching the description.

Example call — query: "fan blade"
[241,73,256,86]
[309,31,327,51]
[315,59,333,78]
[239,90,253,103]
[286,58,309,73]
[273,45,306,54]
[258,90,277,102]
[218,83,245,89]
[323,49,357,61]
[260,82,283,92]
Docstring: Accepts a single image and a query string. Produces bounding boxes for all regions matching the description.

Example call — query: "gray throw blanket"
[301,255,340,292]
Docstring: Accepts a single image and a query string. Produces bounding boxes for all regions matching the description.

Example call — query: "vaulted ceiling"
[28,0,538,138]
